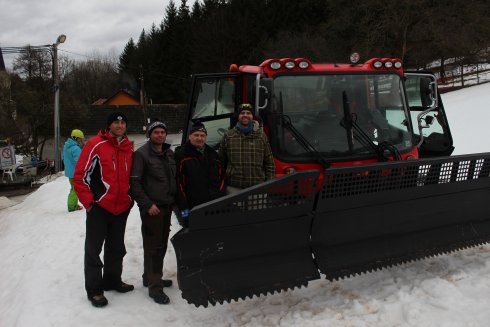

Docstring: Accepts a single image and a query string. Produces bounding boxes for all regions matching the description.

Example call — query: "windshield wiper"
[341,91,402,161]
[278,93,331,169]
[342,91,355,152]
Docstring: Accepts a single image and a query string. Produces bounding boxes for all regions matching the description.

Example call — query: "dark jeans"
[84,204,130,296]
[140,206,172,292]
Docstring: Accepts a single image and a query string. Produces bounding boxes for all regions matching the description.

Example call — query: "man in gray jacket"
[130,120,176,304]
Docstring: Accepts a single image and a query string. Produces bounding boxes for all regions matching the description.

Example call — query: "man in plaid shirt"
[218,103,276,193]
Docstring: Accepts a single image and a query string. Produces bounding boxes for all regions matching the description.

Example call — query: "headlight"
[270,62,281,70]
[394,61,402,69]
[284,61,295,69]
[373,61,383,68]
[384,61,393,68]
[298,61,309,69]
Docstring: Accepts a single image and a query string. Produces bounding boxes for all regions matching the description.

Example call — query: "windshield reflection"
[269,73,412,161]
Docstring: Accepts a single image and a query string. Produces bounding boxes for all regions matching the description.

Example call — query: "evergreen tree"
[191,0,203,20]
[118,38,136,72]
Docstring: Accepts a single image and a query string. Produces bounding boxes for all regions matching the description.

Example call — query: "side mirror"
[419,76,438,109]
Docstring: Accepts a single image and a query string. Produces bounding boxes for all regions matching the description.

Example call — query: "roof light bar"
[371,58,403,69]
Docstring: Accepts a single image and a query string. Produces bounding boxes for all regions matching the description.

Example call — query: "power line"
[1,45,52,54]
[59,49,94,59]
[1,46,102,62]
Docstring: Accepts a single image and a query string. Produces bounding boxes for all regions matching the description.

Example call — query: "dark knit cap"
[106,111,128,127]
[147,120,167,135]
[238,103,254,115]
[189,121,207,135]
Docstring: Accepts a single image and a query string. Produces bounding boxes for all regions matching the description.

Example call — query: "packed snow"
[0,83,490,327]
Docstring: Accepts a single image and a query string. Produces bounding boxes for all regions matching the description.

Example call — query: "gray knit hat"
[147,120,167,135]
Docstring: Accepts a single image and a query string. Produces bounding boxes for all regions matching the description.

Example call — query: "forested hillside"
[118,0,489,103]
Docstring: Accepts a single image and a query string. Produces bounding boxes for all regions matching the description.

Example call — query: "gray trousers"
[140,206,172,292]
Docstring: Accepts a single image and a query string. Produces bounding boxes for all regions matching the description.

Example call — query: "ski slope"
[0,83,489,327]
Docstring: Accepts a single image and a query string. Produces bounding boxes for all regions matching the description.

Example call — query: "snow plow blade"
[312,152,490,280]
[172,153,490,307]
[171,171,321,307]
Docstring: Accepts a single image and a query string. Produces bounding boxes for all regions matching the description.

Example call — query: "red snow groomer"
[171,54,490,306]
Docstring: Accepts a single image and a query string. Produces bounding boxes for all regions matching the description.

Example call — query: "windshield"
[188,76,237,147]
[268,73,413,161]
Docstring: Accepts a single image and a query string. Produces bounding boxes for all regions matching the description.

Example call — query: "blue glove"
[180,208,190,227]
[181,208,190,219]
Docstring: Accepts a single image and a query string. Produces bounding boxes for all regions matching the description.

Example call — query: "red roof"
[92,89,140,106]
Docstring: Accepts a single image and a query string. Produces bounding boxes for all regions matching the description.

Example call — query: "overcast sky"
[0,0,172,69]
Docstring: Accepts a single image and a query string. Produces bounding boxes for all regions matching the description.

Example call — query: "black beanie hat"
[147,120,167,135]
[238,103,254,115]
[106,111,128,127]
[189,121,207,135]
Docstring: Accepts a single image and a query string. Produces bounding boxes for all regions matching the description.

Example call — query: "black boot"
[149,288,170,304]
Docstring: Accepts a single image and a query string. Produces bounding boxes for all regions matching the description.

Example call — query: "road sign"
[0,146,16,169]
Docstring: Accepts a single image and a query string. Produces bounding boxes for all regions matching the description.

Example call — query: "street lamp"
[53,34,66,173]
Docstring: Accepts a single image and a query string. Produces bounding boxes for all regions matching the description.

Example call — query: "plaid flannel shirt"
[218,127,275,189]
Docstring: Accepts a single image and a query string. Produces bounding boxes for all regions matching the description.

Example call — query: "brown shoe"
[88,293,108,308]
[104,281,134,293]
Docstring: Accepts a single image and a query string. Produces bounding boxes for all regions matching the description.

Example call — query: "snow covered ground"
[0,83,489,326]
[442,83,490,155]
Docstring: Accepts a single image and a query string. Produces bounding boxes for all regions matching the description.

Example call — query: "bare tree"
[9,48,54,156]
[12,46,52,81]
[62,56,120,105]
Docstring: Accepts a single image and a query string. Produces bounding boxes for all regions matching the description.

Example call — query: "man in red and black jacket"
[73,112,134,308]
[175,121,226,225]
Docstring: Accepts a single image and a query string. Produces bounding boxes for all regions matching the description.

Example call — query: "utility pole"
[139,64,148,130]
[53,34,66,173]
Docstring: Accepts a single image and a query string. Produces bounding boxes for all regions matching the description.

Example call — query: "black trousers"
[140,206,172,292]
[84,204,130,296]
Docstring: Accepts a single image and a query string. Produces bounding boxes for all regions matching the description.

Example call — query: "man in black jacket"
[130,120,176,305]
[175,121,226,225]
